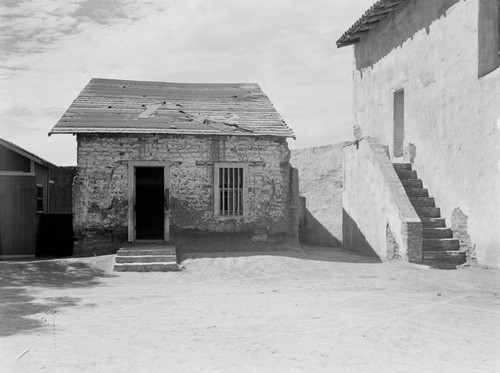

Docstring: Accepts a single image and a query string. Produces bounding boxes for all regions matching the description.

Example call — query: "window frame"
[213,163,248,217]
[36,184,44,213]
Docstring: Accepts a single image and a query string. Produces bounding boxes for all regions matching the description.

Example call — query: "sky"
[0,0,373,166]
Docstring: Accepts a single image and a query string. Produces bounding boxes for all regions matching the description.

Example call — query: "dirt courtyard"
[1,246,500,372]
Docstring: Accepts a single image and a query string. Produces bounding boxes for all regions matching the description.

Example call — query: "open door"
[128,162,170,242]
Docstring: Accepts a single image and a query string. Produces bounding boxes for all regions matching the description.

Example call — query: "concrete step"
[422,251,466,269]
[404,188,429,197]
[393,163,412,171]
[117,247,176,256]
[415,206,441,218]
[115,255,177,263]
[402,179,423,188]
[421,218,446,228]
[409,197,435,207]
[395,169,418,179]
[423,238,460,251]
[114,262,179,272]
[423,228,453,239]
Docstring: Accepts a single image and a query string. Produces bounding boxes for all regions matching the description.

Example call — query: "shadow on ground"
[181,245,382,264]
[0,260,115,336]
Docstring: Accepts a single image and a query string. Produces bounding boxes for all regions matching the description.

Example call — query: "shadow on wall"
[342,208,382,261]
[299,208,342,247]
[0,260,115,336]
[355,0,461,70]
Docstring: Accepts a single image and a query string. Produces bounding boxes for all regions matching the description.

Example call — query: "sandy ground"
[1,246,500,372]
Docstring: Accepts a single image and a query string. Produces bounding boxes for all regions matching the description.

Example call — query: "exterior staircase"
[113,245,179,272]
[393,163,466,269]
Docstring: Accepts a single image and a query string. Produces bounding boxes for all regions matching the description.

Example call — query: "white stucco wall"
[343,138,421,262]
[352,0,500,267]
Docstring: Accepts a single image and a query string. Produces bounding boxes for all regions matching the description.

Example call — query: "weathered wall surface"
[74,134,297,253]
[290,143,344,247]
[343,138,421,261]
[352,0,500,267]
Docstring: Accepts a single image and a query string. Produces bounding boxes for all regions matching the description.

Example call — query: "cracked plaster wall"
[73,134,297,253]
[352,0,500,267]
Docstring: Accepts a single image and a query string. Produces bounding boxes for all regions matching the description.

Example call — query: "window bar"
[232,167,235,215]
[234,168,240,215]
[219,168,224,215]
[223,168,227,215]
[240,168,243,215]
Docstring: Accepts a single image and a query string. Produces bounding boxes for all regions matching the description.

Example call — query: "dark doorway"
[393,89,405,158]
[135,167,164,240]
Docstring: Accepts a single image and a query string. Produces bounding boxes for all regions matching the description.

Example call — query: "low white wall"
[290,143,344,246]
[343,137,422,261]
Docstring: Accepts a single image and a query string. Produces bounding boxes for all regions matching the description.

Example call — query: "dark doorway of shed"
[135,167,164,240]
[393,89,405,158]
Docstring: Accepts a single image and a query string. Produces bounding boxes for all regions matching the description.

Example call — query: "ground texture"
[1,246,500,372]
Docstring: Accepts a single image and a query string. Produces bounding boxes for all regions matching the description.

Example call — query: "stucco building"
[338,0,500,268]
[50,78,297,254]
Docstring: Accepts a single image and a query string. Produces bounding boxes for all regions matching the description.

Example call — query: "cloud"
[0,0,374,164]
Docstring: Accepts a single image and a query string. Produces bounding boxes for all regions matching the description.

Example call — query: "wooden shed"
[0,138,75,258]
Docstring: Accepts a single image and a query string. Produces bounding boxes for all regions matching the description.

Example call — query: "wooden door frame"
[128,161,170,242]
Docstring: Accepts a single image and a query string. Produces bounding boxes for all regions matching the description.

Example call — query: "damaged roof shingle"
[49,78,295,138]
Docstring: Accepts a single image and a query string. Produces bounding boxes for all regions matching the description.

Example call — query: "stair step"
[117,248,176,256]
[423,228,453,239]
[421,218,446,228]
[422,251,466,269]
[393,163,412,171]
[404,188,429,197]
[402,179,423,188]
[409,197,435,207]
[115,255,177,263]
[114,262,179,272]
[396,169,417,179]
[423,238,460,251]
[415,206,441,218]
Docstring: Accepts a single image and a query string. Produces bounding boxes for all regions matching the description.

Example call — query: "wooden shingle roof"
[50,78,295,138]
[337,0,408,48]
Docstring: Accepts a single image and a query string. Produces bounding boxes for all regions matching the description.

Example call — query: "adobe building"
[338,0,500,268]
[50,78,298,255]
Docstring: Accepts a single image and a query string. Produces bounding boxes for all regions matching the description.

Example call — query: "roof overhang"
[337,0,409,48]
[0,137,56,168]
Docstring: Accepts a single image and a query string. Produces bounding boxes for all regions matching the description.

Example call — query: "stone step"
[393,163,412,171]
[421,218,446,228]
[395,169,418,179]
[115,255,177,263]
[423,228,453,239]
[117,248,176,256]
[422,238,460,251]
[415,206,441,218]
[409,197,435,207]
[114,262,179,272]
[404,188,429,197]
[422,251,466,268]
[402,179,423,188]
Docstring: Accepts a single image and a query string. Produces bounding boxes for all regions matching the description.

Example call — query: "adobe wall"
[73,134,297,253]
[290,143,345,247]
[352,0,500,267]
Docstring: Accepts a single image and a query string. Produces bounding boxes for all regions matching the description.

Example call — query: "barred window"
[214,163,247,216]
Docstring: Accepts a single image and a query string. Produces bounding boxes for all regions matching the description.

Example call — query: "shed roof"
[49,78,295,138]
[337,0,408,48]
[0,137,56,168]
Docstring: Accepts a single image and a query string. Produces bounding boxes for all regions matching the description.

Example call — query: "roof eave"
[49,127,295,139]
